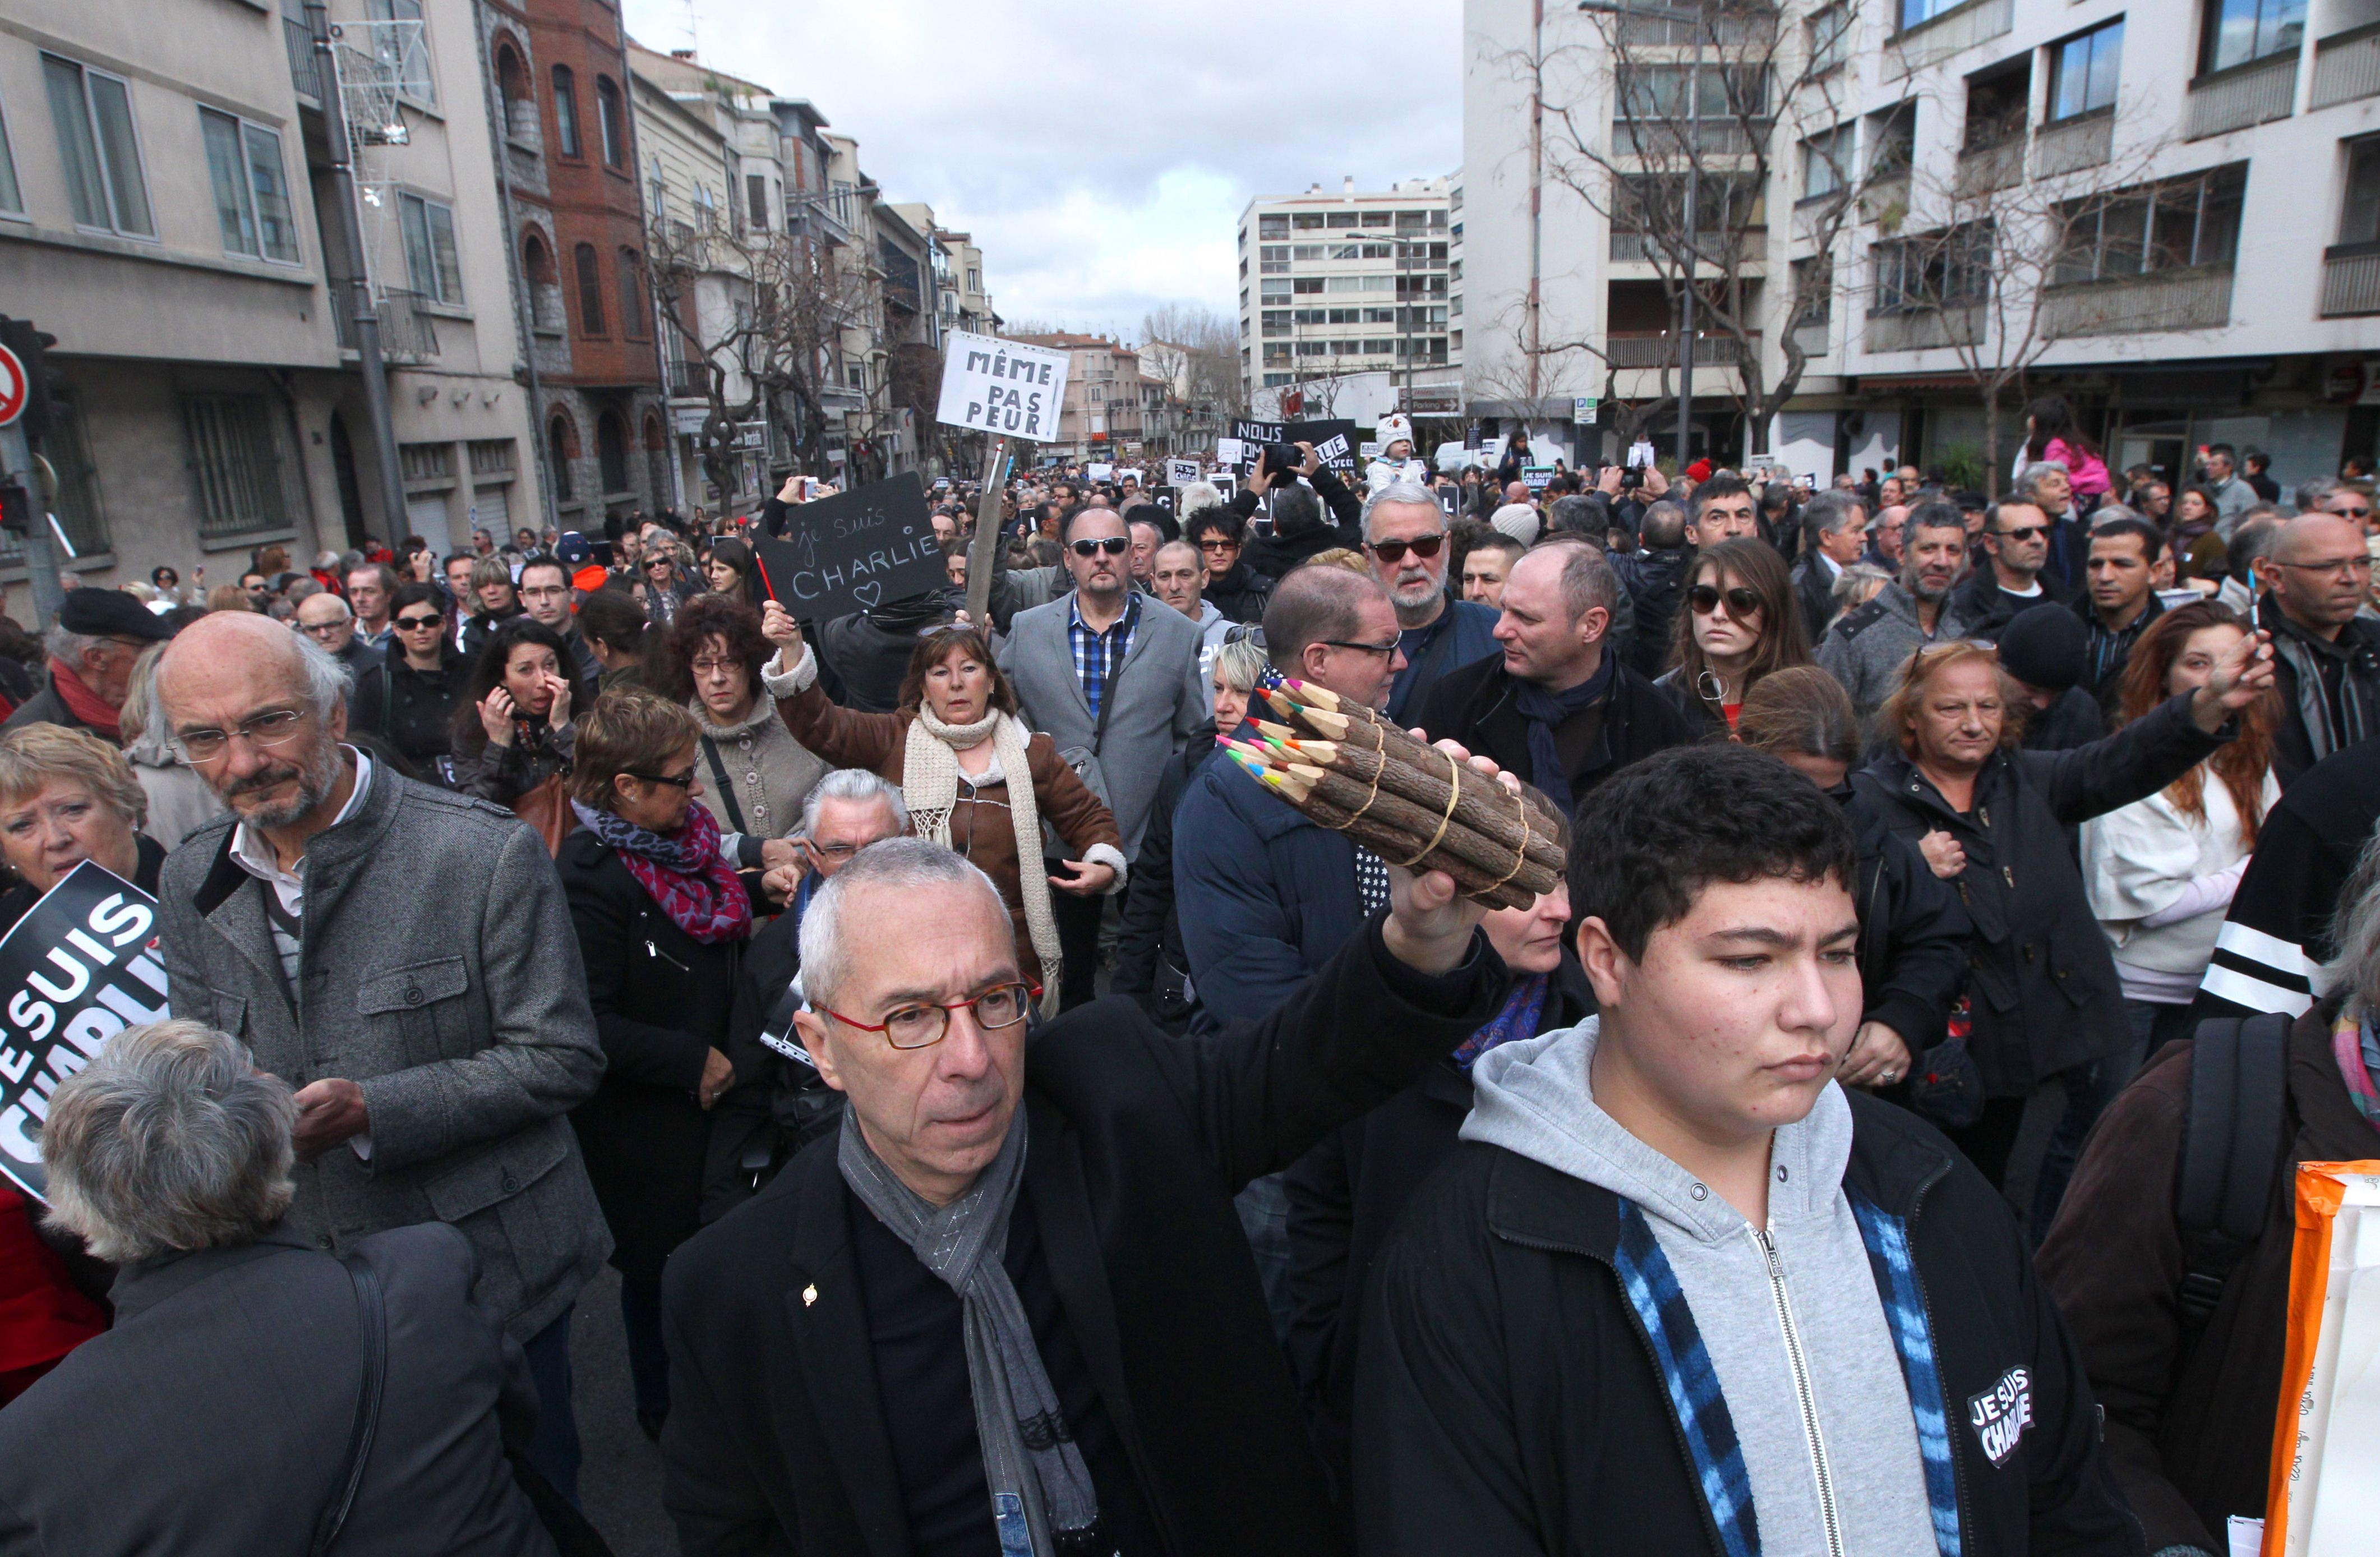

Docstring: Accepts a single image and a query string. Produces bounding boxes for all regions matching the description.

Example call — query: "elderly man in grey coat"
[0,1020,556,1556]
[998,505,1208,1008]
[153,610,609,1500]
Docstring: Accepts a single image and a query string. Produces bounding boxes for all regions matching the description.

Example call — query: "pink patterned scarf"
[572,798,751,944]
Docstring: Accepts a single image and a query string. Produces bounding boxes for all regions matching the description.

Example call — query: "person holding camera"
[1235,441,1365,578]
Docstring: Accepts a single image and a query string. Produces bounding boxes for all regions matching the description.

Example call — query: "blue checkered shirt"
[1068,592,1141,722]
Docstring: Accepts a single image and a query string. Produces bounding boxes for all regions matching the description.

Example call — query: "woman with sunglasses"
[1653,536,1810,735]
[556,689,748,1441]
[760,609,1124,1009]
[349,582,469,783]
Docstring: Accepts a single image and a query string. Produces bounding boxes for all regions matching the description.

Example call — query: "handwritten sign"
[937,331,1069,442]
[0,862,167,1201]
[749,473,944,621]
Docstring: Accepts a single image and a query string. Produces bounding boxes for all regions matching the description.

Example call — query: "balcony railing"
[2033,112,2113,177]
[1889,0,2013,75]
[2042,268,2234,337]
[2312,22,2380,110]
[1864,305,1982,352]
[1954,137,2026,197]
[285,16,321,103]
[333,288,440,362]
[1606,330,1754,368]
[1611,118,1771,158]
[1609,228,1766,265]
[2185,53,2298,140]
[2321,244,2380,317]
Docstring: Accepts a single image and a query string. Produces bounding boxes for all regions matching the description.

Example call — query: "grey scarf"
[836,1109,1105,1556]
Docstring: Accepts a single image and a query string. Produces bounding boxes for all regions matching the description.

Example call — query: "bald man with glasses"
[2256,510,2380,781]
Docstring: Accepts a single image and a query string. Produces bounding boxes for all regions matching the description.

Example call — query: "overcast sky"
[620,1,1462,340]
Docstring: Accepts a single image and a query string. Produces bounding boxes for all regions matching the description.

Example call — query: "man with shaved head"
[2257,509,2380,781]
[151,610,610,1498]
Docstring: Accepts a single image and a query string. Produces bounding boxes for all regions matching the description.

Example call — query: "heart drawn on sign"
[852,581,883,608]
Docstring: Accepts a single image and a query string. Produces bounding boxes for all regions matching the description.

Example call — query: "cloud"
[621,0,1461,337]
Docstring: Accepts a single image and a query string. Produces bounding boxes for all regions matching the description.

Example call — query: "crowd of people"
[0,395,2372,1556]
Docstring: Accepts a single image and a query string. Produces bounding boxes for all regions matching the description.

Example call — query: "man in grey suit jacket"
[998,506,1209,1006]
[0,1020,555,1557]
[153,612,608,1499]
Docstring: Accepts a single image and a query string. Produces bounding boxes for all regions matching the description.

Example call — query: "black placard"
[746,472,944,620]
[0,862,168,1201]
[1228,418,1360,476]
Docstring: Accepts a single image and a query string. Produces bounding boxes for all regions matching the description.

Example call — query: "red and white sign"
[0,345,25,428]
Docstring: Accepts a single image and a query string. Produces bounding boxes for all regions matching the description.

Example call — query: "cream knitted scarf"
[906,705,1063,1014]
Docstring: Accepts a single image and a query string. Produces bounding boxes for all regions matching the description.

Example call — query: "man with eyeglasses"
[152,610,610,1502]
[293,592,381,681]
[998,508,1207,1010]
[1950,496,2073,642]
[516,554,601,684]
[2256,510,2380,782]
[1183,506,1274,625]
[1364,481,1500,724]
[0,588,174,746]
[661,832,1503,1557]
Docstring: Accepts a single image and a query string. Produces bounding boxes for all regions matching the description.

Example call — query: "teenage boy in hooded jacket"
[1354,742,2142,1557]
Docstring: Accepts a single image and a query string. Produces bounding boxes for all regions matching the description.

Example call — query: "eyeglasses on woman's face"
[624,766,697,790]
[394,612,444,632]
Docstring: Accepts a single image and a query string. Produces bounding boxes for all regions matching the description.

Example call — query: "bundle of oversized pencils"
[1218,678,1563,910]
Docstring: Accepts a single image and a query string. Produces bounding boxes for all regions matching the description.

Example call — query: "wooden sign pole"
[963,436,1008,625]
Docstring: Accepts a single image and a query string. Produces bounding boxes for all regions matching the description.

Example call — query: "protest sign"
[1523,466,1556,493]
[935,330,1069,441]
[1215,438,1246,467]
[0,862,167,1201]
[1087,462,1114,482]
[1166,458,1201,487]
[748,472,943,621]
[1228,418,1359,476]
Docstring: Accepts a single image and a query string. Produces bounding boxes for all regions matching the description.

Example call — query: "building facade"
[0,0,539,616]
[1011,333,1146,461]
[1460,0,2380,489]
[1235,177,1459,409]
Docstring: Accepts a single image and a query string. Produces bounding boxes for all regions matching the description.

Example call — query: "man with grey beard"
[151,610,610,1501]
[1815,501,1974,724]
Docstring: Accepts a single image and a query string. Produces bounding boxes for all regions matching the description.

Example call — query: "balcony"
[332,289,441,362]
[1611,10,1776,47]
[2033,111,2113,177]
[1609,228,1766,266]
[1864,305,1982,352]
[2041,268,2234,337]
[1861,169,1912,227]
[2185,53,2298,140]
[2321,243,2380,317]
[1954,137,2026,197]
[1606,331,1754,368]
[1610,119,1771,158]
[285,16,321,103]
[1888,0,2013,76]
[2312,22,2380,110]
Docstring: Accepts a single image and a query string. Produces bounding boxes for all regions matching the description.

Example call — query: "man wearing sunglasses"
[1364,481,1500,724]
[1951,496,2074,642]
[1183,507,1274,625]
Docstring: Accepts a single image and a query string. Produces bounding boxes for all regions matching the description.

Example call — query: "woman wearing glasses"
[1653,536,1811,735]
[556,689,747,1443]
[662,595,827,892]
[760,610,1123,1010]
[349,582,469,783]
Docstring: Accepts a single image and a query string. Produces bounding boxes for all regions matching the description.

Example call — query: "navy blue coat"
[1174,752,1366,1031]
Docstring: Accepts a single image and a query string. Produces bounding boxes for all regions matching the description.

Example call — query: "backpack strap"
[2174,1012,2291,1342]
[311,1251,389,1555]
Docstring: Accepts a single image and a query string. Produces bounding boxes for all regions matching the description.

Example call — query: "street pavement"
[573,1265,677,1556]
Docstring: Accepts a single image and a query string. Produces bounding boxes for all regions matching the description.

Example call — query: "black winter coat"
[1851,692,2226,1095]
[1611,546,1692,681]
[702,883,843,1227]
[657,918,1506,1557]
[1841,788,1971,1052]
[349,653,467,773]
[1416,652,1696,810]
[1202,561,1275,626]
[1354,1095,2143,1557]
[1283,953,1597,1505]
[557,828,744,1282]
[1235,465,1365,579]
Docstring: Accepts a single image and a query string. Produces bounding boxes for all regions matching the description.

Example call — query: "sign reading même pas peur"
[937,330,1071,443]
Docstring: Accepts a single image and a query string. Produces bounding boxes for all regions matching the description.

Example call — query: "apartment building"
[1235,177,1459,407]
[1011,334,1145,460]
[0,0,538,615]
[1462,0,2380,487]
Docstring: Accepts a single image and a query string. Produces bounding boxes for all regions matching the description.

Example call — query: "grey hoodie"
[1463,1018,1936,1557]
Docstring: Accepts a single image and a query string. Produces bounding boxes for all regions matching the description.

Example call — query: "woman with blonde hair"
[0,723,163,929]
[1655,535,1810,734]
[760,605,1124,1008]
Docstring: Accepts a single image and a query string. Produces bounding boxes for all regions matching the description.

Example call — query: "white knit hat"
[1490,503,1541,544]
[1376,413,1414,452]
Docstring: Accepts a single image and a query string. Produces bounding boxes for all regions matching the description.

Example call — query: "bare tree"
[1140,302,1246,440]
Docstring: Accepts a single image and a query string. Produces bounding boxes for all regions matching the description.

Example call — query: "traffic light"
[0,316,61,445]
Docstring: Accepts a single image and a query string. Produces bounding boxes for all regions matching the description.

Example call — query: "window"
[1292,212,1324,230]
[617,247,645,338]
[398,194,463,303]
[1871,223,1994,314]
[575,242,606,334]
[1292,277,1325,294]
[596,77,625,167]
[2049,21,2124,122]
[746,173,769,230]
[1792,255,1834,329]
[42,54,152,237]
[1326,211,1359,229]
[1295,341,1331,357]
[1899,0,1967,29]
[1802,125,1852,201]
[200,110,299,263]
[1615,63,1768,123]
[2054,164,2246,284]
[182,394,288,537]
[2201,0,2305,75]
[1807,3,1850,73]
[1262,344,1293,366]
[1869,103,1916,176]
[548,417,575,503]
[552,66,582,158]
[2342,137,2380,247]
[1258,213,1288,238]
[0,89,21,216]
[1963,62,2031,153]
[597,411,629,495]
[367,0,435,106]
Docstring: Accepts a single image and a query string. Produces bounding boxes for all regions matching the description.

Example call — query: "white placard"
[936,330,1070,441]
[1166,458,1201,486]
[1359,441,1382,459]
[1087,462,1114,481]
[1215,437,1246,466]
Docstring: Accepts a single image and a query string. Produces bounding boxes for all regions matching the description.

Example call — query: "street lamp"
[1580,0,1709,475]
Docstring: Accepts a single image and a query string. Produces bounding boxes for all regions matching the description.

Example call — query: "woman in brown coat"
[759,606,1124,1009]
